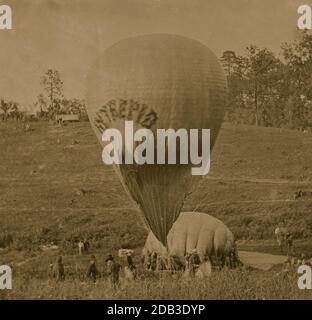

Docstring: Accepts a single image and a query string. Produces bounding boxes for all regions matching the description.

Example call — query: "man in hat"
[53,256,65,281]
[285,232,294,258]
[84,238,90,253]
[275,224,285,253]
[78,240,85,255]
[124,252,136,282]
[86,255,99,282]
[127,252,136,276]
[106,254,121,288]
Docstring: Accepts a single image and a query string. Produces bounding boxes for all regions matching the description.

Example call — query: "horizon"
[0,0,307,110]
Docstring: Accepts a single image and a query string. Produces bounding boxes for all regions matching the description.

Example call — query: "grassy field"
[1,267,311,300]
[0,121,312,299]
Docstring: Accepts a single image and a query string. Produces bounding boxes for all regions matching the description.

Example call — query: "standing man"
[285,232,294,258]
[86,255,99,282]
[84,239,90,253]
[150,252,158,271]
[78,240,85,255]
[53,256,65,281]
[106,254,121,288]
[127,253,136,275]
[143,251,151,270]
[274,225,282,252]
[275,223,286,253]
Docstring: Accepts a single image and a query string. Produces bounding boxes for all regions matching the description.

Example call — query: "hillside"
[0,121,312,254]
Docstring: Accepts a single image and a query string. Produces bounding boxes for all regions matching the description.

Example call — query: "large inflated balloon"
[85,34,227,245]
[143,212,235,260]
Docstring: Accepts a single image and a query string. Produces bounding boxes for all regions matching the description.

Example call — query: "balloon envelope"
[85,34,227,245]
[143,212,234,260]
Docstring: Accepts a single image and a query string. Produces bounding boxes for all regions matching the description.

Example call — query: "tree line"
[221,31,312,130]
[0,69,87,121]
[1,31,312,129]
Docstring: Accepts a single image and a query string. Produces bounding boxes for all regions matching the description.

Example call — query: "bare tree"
[40,69,63,118]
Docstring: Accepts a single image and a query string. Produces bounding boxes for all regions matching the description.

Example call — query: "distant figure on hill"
[275,222,289,253]
[285,232,294,257]
[106,254,121,288]
[48,262,54,278]
[53,256,65,281]
[84,239,90,253]
[274,225,284,253]
[78,240,85,255]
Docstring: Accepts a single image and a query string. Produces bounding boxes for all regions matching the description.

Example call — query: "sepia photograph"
[0,0,312,305]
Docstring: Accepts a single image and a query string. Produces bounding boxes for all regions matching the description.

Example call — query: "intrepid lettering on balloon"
[94,99,158,131]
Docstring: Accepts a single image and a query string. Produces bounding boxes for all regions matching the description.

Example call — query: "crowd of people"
[49,242,233,287]
[142,247,239,278]
[49,240,136,288]
[48,224,311,286]
[49,253,129,288]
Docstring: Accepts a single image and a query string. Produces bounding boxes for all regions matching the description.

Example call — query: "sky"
[0,0,308,110]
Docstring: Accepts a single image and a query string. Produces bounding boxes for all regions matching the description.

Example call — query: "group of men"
[50,240,241,284]
[50,251,136,288]
[142,251,185,272]
[142,248,239,277]
[86,254,125,287]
